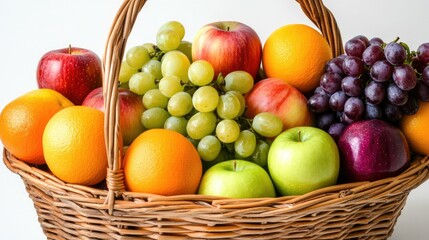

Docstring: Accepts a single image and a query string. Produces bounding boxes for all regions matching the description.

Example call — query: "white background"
[1,0,428,239]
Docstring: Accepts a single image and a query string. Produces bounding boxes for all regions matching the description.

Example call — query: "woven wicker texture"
[3,0,429,239]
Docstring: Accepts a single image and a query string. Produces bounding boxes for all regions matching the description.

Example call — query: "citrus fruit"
[43,106,107,186]
[0,89,73,165]
[123,128,202,195]
[262,24,333,94]
[400,101,429,155]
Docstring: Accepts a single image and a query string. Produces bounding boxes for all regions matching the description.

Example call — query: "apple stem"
[297,130,302,142]
[68,44,72,54]
[227,26,230,31]
[233,160,237,172]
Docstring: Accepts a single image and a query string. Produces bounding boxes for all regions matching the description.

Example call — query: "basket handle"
[102,0,343,214]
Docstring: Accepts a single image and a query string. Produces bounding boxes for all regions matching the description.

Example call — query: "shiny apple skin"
[37,47,103,105]
[244,78,313,131]
[192,21,262,79]
[338,119,410,182]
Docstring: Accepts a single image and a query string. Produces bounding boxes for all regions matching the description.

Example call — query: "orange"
[262,24,333,94]
[43,106,108,186]
[123,129,202,195]
[400,101,429,155]
[0,89,73,165]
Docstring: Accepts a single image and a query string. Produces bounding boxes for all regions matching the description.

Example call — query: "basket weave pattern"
[3,0,429,239]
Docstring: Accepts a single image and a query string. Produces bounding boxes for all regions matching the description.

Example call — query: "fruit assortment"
[1,19,428,200]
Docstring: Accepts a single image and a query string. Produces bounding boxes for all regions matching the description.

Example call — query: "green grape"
[216,119,240,143]
[186,111,217,140]
[188,60,214,86]
[167,92,193,116]
[249,140,270,167]
[177,40,192,62]
[158,21,185,40]
[156,29,181,52]
[227,90,245,117]
[142,42,156,56]
[128,72,156,95]
[164,116,188,136]
[252,112,283,138]
[158,75,183,97]
[161,50,190,82]
[142,89,169,109]
[197,135,222,162]
[126,45,150,69]
[192,86,219,112]
[216,91,241,119]
[141,107,170,129]
[119,61,138,83]
[234,130,257,158]
[141,59,162,80]
[224,70,254,94]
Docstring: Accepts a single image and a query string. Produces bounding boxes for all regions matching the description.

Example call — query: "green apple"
[267,126,340,196]
[197,160,276,198]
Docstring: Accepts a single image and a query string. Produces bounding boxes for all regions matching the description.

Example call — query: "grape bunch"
[119,21,283,169]
[308,35,429,140]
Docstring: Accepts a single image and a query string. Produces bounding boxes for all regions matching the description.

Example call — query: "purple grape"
[387,83,408,106]
[401,95,419,115]
[411,57,426,73]
[325,57,344,75]
[365,103,383,120]
[313,86,329,96]
[417,42,429,64]
[417,81,429,101]
[369,37,384,46]
[308,94,330,113]
[392,64,417,91]
[384,103,402,122]
[342,56,365,77]
[365,80,386,105]
[320,72,342,94]
[328,122,347,142]
[370,60,393,83]
[384,42,407,65]
[340,111,356,124]
[345,38,367,58]
[341,76,363,97]
[422,65,429,86]
[344,97,364,120]
[329,91,348,111]
[315,112,337,130]
[353,35,370,47]
[362,45,385,66]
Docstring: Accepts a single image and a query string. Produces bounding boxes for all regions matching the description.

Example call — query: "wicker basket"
[3,0,429,239]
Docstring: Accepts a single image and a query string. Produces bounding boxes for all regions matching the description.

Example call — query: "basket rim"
[4,148,429,211]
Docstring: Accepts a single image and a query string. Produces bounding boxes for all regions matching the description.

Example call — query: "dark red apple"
[82,87,146,146]
[192,21,262,79]
[37,46,103,105]
[338,119,410,182]
[244,78,313,130]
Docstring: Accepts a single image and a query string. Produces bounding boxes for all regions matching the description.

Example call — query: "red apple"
[337,119,410,182]
[192,21,262,79]
[37,46,103,105]
[82,87,146,146]
[244,78,313,130]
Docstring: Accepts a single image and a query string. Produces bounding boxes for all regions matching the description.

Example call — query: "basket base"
[4,149,429,240]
